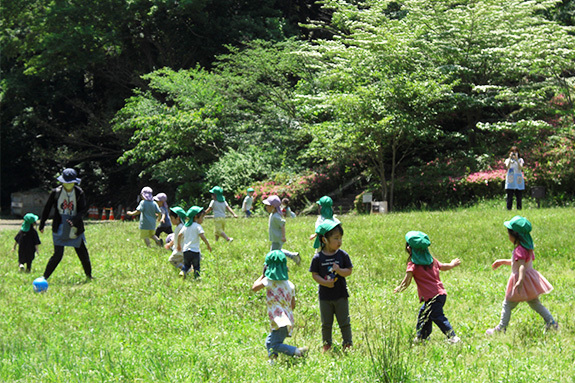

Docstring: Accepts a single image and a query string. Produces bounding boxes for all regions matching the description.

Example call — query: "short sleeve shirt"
[262,278,295,333]
[513,245,534,263]
[309,249,353,301]
[137,200,161,230]
[406,259,446,302]
[209,200,228,218]
[268,212,285,243]
[14,229,41,257]
[182,222,204,252]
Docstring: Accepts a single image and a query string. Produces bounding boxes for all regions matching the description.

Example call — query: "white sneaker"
[293,253,301,266]
[447,336,461,344]
[295,346,309,357]
[19,264,25,272]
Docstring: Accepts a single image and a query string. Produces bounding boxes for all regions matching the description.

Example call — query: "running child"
[486,216,557,334]
[13,213,41,273]
[309,220,353,351]
[263,195,300,265]
[205,186,237,242]
[165,206,187,270]
[154,193,172,243]
[127,187,162,247]
[252,250,308,364]
[178,206,212,279]
[394,231,461,344]
[242,188,255,217]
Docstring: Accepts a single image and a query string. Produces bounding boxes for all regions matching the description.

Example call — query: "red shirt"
[406,259,447,302]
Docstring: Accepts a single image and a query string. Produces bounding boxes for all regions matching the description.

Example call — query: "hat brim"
[57,175,80,184]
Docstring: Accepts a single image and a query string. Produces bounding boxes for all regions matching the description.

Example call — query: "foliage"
[1,207,574,381]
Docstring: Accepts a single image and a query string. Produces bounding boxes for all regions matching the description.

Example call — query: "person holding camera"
[504,146,525,210]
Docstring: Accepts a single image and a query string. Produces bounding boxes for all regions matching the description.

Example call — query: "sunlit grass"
[1,204,574,382]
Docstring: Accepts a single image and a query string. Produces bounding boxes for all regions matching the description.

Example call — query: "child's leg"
[143,238,151,247]
[182,250,193,275]
[190,251,201,278]
[416,301,434,339]
[427,295,456,338]
[151,234,162,246]
[168,253,184,269]
[498,299,519,329]
[334,297,352,346]
[527,298,555,325]
[319,300,335,346]
[265,327,297,357]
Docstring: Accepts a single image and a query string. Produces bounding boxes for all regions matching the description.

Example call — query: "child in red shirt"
[394,231,461,344]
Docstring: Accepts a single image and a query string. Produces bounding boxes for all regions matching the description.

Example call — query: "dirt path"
[0,219,22,231]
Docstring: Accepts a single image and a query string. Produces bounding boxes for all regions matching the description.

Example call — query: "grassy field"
[1,203,574,382]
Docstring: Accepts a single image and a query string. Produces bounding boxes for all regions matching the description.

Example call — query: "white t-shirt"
[181,222,204,252]
[209,200,228,218]
[171,223,184,256]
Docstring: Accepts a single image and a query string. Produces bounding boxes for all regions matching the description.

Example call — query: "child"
[205,186,237,242]
[309,196,340,241]
[252,250,308,364]
[486,216,557,334]
[242,188,255,217]
[263,195,300,265]
[178,206,212,279]
[165,206,187,270]
[394,231,461,344]
[154,193,173,242]
[281,198,296,218]
[127,187,162,247]
[13,213,41,273]
[504,146,525,210]
[309,220,353,351]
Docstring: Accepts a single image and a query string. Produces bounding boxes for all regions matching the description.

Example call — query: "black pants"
[506,189,523,210]
[183,250,201,278]
[44,241,92,279]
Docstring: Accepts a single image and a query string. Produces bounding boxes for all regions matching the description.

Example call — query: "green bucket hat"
[405,231,433,265]
[314,219,341,249]
[247,187,254,193]
[170,206,188,222]
[265,250,288,281]
[184,206,204,227]
[504,216,534,250]
[316,196,334,220]
[209,186,225,202]
[21,213,39,232]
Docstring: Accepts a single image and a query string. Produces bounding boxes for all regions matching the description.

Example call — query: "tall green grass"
[1,204,574,382]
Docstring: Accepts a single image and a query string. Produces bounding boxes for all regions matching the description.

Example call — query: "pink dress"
[505,246,553,302]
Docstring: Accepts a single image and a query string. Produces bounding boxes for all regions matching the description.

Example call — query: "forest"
[2,0,574,213]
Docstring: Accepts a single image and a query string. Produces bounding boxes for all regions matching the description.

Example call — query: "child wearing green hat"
[252,250,308,364]
[12,213,41,273]
[309,196,340,241]
[205,186,237,242]
[242,188,255,218]
[394,231,461,344]
[178,206,212,278]
[309,220,353,351]
[486,216,557,335]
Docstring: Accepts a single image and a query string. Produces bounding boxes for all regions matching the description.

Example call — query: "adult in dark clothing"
[38,168,93,280]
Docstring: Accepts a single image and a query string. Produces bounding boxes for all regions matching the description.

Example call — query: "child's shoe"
[293,253,301,266]
[485,326,504,335]
[545,321,559,333]
[447,336,461,344]
[413,336,427,344]
[295,346,309,357]
[19,264,25,272]
[322,344,332,352]
[268,355,277,366]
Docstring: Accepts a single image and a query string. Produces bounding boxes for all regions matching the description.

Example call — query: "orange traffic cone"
[101,208,107,221]
[120,209,126,221]
[109,208,115,221]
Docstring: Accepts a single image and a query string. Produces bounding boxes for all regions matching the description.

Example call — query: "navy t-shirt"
[309,249,353,301]
[14,228,41,262]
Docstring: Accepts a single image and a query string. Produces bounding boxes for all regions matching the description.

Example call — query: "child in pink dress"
[486,216,558,334]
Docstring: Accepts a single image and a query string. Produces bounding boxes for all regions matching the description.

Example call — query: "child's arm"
[12,241,18,251]
[281,225,286,243]
[177,232,184,252]
[164,238,174,250]
[439,258,461,271]
[205,206,213,214]
[226,204,238,218]
[513,259,526,291]
[200,233,212,252]
[312,272,335,288]
[394,272,413,293]
[252,275,265,292]
[291,296,296,310]
[127,210,140,216]
[159,212,166,224]
[491,259,512,270]
[332,263,352,277]
[309,233,317,240]
[35,244,40,254]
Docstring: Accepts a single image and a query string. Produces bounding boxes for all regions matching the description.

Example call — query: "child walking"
[13,213,41,273]
[486,216,557,334]
[263,195,300,265]
[309,220,353,351]
[154,193,172,242]
[127,187,162,247]
[178,206,212,279]
[165,206,187,270]
[252,250,308,364]
[309,196,340,241]
[205,186,237,242]
[242,187,255,217]
[394,231,461,344]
